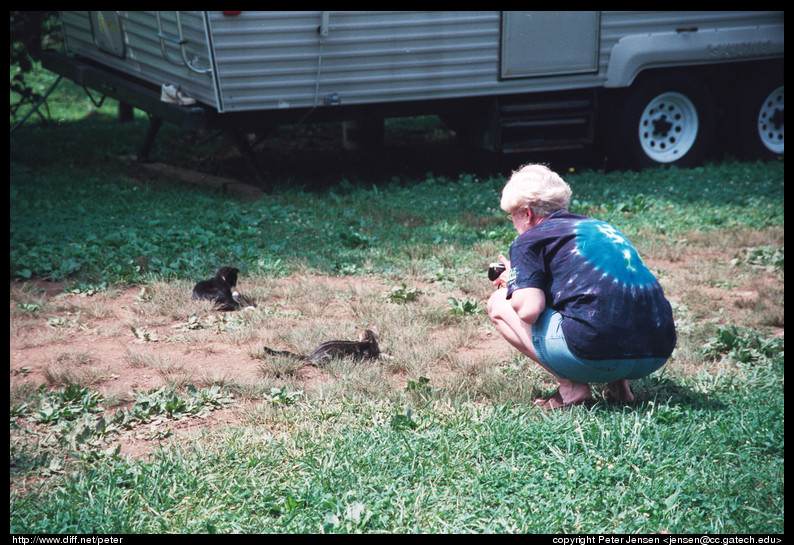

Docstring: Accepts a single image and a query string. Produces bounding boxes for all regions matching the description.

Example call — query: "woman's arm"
[509,287,546,325]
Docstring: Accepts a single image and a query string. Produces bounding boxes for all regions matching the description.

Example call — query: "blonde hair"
[500,163,572,217]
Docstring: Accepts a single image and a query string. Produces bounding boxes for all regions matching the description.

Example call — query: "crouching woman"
[488,164,676,409]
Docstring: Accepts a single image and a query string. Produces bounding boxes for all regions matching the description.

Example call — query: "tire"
[732,75,783,160]
[611,75,716,169]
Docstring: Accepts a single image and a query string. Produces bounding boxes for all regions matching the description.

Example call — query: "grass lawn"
[10,68,784,534]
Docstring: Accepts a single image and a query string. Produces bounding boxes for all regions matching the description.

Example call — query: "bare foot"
[605,379,636,403]
[534,386,592,410]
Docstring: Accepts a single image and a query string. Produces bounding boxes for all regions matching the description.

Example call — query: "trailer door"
[500,11,599,78]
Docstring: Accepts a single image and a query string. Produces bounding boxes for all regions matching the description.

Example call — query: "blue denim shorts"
[531,309,668,383]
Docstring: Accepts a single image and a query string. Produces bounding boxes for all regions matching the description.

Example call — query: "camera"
[487,263,506,281]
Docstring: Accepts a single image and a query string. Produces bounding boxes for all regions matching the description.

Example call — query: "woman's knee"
[487,289,509,321]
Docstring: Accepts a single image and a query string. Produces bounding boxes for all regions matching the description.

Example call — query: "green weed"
[266,387,303,406]
[448,297,482,316]
[387,282,422,304]
[732,246,784,274]
[702,325,784,365]
[11,383,237,472]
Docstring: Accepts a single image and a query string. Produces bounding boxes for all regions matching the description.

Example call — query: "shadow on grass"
[596,375,728,414]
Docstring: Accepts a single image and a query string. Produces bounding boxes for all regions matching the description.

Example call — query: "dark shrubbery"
[10,11,61,120]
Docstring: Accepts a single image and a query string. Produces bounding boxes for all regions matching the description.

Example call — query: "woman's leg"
[487,289,591,406]
[486,288,540,361]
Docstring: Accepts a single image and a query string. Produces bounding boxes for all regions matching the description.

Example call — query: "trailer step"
[495,91,596,153]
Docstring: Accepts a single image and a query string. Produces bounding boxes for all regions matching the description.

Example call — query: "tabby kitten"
[192,266,255,311]
[262,327,381,364]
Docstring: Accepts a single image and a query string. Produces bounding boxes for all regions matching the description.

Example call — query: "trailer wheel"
[732,76,783,160]
[612,75,716,169]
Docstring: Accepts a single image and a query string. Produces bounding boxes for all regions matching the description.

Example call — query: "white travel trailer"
[44,11,784,188]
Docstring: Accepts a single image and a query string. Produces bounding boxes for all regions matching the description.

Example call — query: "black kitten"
[263,327,381,365]
[192,266,254,311]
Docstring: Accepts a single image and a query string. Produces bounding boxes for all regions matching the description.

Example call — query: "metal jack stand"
[135,115,270,193]
[226,128,269,193]
[41,51,272,194]
[137,116,164,161]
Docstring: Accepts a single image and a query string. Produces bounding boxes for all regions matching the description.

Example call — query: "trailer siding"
[60,11,783,114]
[61,11,219,108]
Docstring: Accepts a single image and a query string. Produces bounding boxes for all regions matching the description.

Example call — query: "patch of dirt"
[10,275,511,460]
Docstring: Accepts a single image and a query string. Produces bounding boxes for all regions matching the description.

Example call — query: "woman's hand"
[493,254,511,289]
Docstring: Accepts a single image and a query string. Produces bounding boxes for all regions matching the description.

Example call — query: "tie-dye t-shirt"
[506,210,676,361]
